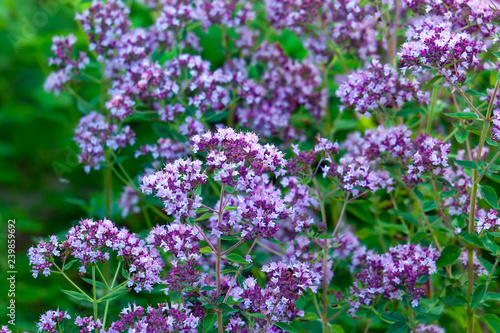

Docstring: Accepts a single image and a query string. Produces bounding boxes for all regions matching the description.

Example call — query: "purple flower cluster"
[336,59,428,116]
[349,244,439,315]
[231,261,321,328]
[44,34,89,95]
[405,134,451,185]
[476,209,500,233]
[135,138,190,161]
[74,112,136,173]
[140,158,207,220]
[29,218,163,292]
[74,316,103,333]
[28,235,60,278]
[107,303,200,333]
[36,308,71,333]
[399,17,484,85]
[491,110,500,142]
[413,324,445,333]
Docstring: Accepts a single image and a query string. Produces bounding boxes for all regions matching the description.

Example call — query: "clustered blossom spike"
[458,250,488,277]
[231,261,321,329]
[405,134,451,185]
[476,209,500,233]
[44,34,89,95]
[140,158,207,220]
[490,110,500,142]
[28,235,60,278]
[349,244,439,315]
[35,308,71,333]
[336,59,428,116]
[74,316,102,333]
[29,218,163,292]
[107,303,200,333]
[134,138,190,161]
[399,17,484,85]
[74,112,136,173]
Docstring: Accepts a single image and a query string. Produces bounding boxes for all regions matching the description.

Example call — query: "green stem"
[92,265,98,332]
[54,264,93,302]
[427,86,439,133]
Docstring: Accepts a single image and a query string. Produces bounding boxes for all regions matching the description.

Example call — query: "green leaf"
[201,285,217,291]
[224,206,238,211]
[463,233,484,248]
[267,238,283,245]
[301,177,312,185]
[422,200,438,212]
[203,313,216,333]
[436,244,461,269]
[224,186,235,193]
[274,322,298,333]
[218,303,238,313]
[484,314,500,333]
[248,313,267,320]
[186,217,195,226]
[225,253,250,265]
[331,324,345,333]
[480,185,499,209]
[60,289,90,302]
[200,246,214,254]
[99,288,128,302]
[194,185,203,196]
[465,89,487,97]
[445,112,478,120]
[416,313,441,323]
[454,159,478,169]
[471,283,487,309]
[396,108,424,117]
[455,130,470,144]
[81,277,107,289]
[440,296,468,306]
[196,213,214,221]
[63,259,78,271]
[386,322,408,333]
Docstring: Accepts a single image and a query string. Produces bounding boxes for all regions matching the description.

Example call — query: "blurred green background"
[0,0,107,329]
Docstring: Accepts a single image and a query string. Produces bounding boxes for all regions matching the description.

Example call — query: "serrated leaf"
[472,284,487,309]
[203,313,216,333]
[436,244,461,269]
[225,253,250,265]
[480,185,499,209]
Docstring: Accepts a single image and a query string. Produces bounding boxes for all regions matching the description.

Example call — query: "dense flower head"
[147,223,201,261]
[280,176,318,234]
[476,209,500,233]
[44,34,89,95]
[404,134,451,185]
[336,59,428,116]
[332,231,362,260]
[28,235,60,278]
[399,17,484,85]
[0,326,12,333]
[107,302,200,333]
[349,243,439,315]
[284,236,331,283]
[75,0,131,61]
[74,111,136,173]
[231,261,321,328]
[36,308,71,333]
[140,158,207,220]
[135,138,190,161]
[74,316,102,333]
[458,250,488,277]
[192,127,286,189]
[491,109,500,142]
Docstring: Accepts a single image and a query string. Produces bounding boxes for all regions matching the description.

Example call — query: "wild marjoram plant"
[5,0,500,332]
